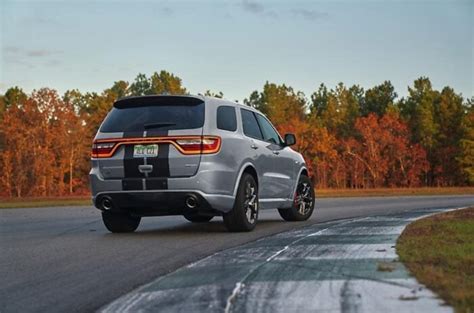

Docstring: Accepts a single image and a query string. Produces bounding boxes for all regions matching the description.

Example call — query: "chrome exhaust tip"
[101,196,113,211]
[185,195,199,209]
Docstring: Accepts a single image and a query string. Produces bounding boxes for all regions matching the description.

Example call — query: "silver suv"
[90,95,315,232]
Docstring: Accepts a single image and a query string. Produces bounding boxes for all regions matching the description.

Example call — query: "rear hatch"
[92,96,217,190]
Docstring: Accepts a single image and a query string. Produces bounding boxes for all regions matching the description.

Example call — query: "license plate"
[133,144,158,158]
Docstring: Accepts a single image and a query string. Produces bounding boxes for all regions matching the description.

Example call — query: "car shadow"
[118,218,287,237]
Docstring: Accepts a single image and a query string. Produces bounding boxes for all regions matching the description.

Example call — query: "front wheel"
[102,211,141,233]
[223,173,259,232]
[278,175,315,221]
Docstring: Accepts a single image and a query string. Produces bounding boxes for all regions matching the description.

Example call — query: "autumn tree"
[203,90,224,98]
[400,77,440,185]
[346,113,428,188]
[244,82,306,126]
[0,72,471,197]
[128,71,187,96]
[458,101,474,184]
[310,83,362,138]
[432,87,466,185]
[362,81,397,116]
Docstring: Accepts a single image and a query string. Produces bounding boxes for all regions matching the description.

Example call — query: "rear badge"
[133,144,159,158]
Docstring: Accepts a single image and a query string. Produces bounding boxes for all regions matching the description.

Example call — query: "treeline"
[0,71,472,197]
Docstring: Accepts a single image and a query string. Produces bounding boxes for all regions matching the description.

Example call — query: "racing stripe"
[122,131,145,190]
[145,129,170,190]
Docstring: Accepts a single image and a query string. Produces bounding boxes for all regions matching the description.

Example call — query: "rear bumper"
[90,170,235,214]
[93,190,234,216]
[89,156,235,215]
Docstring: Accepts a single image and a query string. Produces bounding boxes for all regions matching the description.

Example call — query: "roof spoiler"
[114,95,204,109]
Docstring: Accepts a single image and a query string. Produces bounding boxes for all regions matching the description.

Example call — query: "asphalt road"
[1,195,473,313]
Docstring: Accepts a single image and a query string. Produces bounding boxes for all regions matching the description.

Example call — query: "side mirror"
[284,133,296,146]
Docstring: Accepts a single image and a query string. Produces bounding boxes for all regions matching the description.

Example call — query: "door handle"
[251,144,259,150]
[272,150,280,155]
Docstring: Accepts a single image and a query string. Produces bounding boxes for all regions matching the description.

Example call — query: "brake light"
[175,136,221,154]
[91,135,220,158]
[92,142,116,158]
[201,137,221,154]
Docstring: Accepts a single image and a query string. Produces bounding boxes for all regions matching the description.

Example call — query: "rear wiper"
[144,122,176,129]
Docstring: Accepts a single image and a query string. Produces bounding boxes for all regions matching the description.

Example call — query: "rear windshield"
[100,101,204,133]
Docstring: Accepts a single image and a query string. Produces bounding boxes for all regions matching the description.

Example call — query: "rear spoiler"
[114,95,204,109]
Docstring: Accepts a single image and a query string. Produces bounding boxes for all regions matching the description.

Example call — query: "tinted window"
[100,103,204,132]
[255,114,282,145]
[241,109,263,140]
[217,106,237,131]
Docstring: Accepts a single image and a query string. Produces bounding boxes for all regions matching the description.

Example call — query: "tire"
[278,175,315,221]
[183,213,213,223]
[223,173,259,232]
[102,211,141,233]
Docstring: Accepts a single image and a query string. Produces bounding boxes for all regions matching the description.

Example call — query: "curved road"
[1,195,473,313]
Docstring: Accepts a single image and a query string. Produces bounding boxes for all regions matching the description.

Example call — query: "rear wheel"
[183,213,213,223]
[223,173,259,232]
[102,211,141,233]
[278,175,315,221]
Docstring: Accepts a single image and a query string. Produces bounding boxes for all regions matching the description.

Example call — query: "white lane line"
[100,208,468,312]
[265,226,340,262]
[224,282,245,313]
[223,218,373,313]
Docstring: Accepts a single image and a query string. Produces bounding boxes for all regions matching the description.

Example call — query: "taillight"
[91,135,220,158]
[201,137,221,154]
[175,138,203,153]
[175,136,221,154]
[92,142,116,158]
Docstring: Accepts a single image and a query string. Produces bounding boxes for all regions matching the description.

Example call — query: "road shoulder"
[101,207,461,313]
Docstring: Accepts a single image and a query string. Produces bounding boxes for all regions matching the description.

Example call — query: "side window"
[217,106,237,131]
[255,114,282,145]
[241,109,263,140]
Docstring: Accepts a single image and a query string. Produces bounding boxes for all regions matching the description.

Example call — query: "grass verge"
[0,196,91,209]
[397,207,474,313]
[317,187,474,198]
[0,187,472,209]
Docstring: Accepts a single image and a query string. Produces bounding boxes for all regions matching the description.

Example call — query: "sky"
[1,0,472,102]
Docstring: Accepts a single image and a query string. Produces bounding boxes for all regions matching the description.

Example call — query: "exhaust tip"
[101,196,113,210]
[185,195,199,209]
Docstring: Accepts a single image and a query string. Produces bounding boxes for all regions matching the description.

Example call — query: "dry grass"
[0,196,91,208]
[317,187,474,198]
[0,187,472,209]
[397,207,474,313]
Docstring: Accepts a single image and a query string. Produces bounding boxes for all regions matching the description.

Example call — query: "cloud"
[3,46,61,58]
[240,0,278,19]
[4,46,21,53]
[291,9,328,21]
[23,16,58,26]
[161,7,173,15]
[2,46,62,69]
[241,0,264,14]
[46,59,61,67]
[239,2,326,21]
[26,49,61,57]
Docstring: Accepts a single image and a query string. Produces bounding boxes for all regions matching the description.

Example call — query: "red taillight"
[175,136,221,154]
[91,135,220,158]
[92,142,116,158]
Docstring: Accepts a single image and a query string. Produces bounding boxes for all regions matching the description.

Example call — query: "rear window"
[100,99,204,133]
[217,106,237,132]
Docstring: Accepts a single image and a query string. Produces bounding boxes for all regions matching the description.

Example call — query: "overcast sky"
[1,0,472,101]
